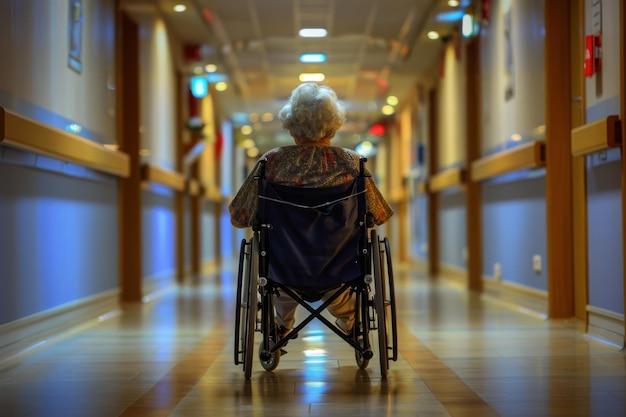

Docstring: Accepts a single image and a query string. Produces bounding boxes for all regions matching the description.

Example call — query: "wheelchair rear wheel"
[383,236,398,363]
[234,237,259,380]
[234,239,246,366]
[244,236,260,379]
[371,229,388,377]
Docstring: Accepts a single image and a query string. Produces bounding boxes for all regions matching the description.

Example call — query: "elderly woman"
[229,82,392,336]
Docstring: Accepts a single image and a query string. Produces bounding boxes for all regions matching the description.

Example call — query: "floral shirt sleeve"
[228,146,393,228]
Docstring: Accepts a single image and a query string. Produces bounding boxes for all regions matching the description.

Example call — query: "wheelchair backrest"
[256,160,368,290]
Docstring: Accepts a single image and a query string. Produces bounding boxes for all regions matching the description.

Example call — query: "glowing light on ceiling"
[382,105,395,115]
[173,4,187,13]
[300,53,327,63]
[299,73,325,82]
[298,28,328,38]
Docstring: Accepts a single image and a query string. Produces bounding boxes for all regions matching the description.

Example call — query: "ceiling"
[122,0,470,151]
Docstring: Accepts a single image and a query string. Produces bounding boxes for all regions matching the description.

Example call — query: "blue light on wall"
[190,76,208,98]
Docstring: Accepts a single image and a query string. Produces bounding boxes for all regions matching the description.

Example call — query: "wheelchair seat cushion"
[260,180,364,290]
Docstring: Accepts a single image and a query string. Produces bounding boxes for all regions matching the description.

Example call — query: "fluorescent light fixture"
[299,73,325,82]
[436,11,465,22]
[206,73,228,83]
[300,53,327,63]
[173,4,187,12]
[298,28,327,38]
[427,31,440,40]
[233,113,249,124]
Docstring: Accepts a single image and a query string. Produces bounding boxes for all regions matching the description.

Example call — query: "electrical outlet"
[493,263,502,281]
[533,255,542,274]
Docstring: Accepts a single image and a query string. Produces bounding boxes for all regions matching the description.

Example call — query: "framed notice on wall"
[68,0,83,73]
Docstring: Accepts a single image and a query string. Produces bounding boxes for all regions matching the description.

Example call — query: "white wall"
[479,0,545,153]
[437,40,467,169]
[138,14,182,170]
[0,0,116,143]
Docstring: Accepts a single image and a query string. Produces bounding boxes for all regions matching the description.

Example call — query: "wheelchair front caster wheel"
[259,342,281,371]
[355,349,372,369]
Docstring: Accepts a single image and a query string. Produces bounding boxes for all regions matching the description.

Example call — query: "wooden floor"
[1,262,625,417]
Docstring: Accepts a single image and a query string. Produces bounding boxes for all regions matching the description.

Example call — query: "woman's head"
[277,83,346,143]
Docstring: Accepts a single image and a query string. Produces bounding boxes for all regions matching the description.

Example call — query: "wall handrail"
[429,167,466,192]
[0,106,129,177]
[471,141,546,182]
[204,184,222,202]
[140,163,185,191]
[571,115,622,156]
[186,178,203,196]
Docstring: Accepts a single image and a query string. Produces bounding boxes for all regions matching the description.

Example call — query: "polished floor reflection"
[1,263,625,416]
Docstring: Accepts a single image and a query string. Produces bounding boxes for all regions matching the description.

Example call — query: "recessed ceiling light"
[173,4,187,12]
[298,28,328,38]
[448,0,460,7]
[381,105,395,115]
[427,31,440,40]
[386,96,399,106]
[300,53,327,63]
[215,81,228,91]
[299,73,325,82]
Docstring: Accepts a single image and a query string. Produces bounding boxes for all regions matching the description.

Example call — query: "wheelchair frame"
[234,159,397,380]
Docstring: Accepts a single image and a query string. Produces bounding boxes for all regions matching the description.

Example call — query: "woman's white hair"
[277,83,346,142]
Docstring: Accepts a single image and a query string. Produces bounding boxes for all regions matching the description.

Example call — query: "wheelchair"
[234,157,397,380]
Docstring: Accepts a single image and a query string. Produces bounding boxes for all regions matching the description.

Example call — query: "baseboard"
[0,273,177,366]
[439,263,468,286]
[481,277,548,319]
[0,289,120,366]
[586,305,625,350]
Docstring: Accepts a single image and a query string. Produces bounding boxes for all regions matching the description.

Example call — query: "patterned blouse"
[229,145,393,228]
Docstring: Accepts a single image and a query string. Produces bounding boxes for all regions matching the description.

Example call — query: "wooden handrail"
[204,184,222,201]
[471,141,546,182]
[0,106,129,177]
[571,115,622,156]
[141,163,185,191]
[186,179,203,196]
[429,167,466,192]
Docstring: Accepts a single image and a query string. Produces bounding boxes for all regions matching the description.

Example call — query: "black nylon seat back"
[258,180,364,290]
